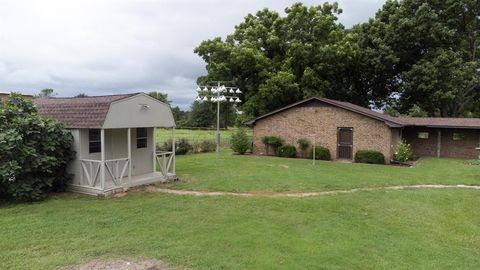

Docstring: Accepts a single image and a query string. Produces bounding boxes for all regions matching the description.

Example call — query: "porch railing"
[80,159,102,187]
[80,158,130,188]
[156,151,175,178]
[105,157,130,187]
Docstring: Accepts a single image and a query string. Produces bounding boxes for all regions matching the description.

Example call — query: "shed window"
[137,128,148,148]
[453,132,465,141]
[89,129,101,153]
[417,132,429,139]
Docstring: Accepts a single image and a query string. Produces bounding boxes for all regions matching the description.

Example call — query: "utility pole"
[195,81,242,155]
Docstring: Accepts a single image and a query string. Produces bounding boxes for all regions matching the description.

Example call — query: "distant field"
[156,128,252,146]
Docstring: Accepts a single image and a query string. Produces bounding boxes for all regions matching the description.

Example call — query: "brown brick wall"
[403,127,438,157]
[404,127,480,159]
[252,100,394,163]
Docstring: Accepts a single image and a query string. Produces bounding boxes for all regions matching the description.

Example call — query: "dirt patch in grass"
[61,258,172,270]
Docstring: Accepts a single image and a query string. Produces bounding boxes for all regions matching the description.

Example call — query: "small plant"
[192,139,216,153]
[393,140,413,162]
[230,128,251,154]
[159,138,192,155]
[278,144,297,158]
[310,146,331,160]
[354,150,385,164]
[297,138,310,157]
[297,138,310,150]
[175,138,193,155]
[261,136,284,155]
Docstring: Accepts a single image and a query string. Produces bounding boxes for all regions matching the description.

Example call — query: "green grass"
[166,150,480,192]
[1,190,480,269]
[156,128,252,146]
[2,152,480,269]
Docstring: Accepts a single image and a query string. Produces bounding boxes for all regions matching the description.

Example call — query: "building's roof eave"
[245,97,404,127]
[245,97,480,129]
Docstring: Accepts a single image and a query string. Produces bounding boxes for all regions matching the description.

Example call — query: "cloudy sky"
[0,0,385,109]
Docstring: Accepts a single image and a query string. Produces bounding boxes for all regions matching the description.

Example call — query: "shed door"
[337,128,353,160]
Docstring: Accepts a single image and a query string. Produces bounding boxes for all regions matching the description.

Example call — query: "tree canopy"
[195,1,480,118]
[38,88,56,97]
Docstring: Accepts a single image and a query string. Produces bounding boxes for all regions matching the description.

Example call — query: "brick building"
[246,97,480,163]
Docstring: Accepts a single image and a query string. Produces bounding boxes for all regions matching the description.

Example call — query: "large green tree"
[195,2,364,118]
[196,1,479,118]
[148,91,171,104]
[355,0,479,116]
[187,101,236,128]
[38,88,56,97]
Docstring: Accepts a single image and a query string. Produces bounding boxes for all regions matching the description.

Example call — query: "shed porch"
[70,127,176,196]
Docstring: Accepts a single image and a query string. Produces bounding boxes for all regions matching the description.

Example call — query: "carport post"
[437,129,442,158]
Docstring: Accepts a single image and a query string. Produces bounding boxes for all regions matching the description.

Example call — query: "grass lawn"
[1,190,480,269]
[156,128,252,146]
[165,150,480,192]
[1,152,480,269]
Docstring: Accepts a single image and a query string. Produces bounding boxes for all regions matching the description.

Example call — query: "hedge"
[310,146,331,160]
[261,136,284,155]
[278,144,297,158]
[354,150,385,164]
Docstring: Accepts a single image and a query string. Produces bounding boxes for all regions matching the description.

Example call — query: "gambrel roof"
[35,94,137,128]
[35,93,175,129]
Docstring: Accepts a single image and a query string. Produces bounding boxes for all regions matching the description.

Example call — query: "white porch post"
[172,126,176,175]
[127,128,132,182]
[153,127,156,172]
[100,129,106,190]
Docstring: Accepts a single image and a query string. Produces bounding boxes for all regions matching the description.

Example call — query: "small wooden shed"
[35,93,176,195]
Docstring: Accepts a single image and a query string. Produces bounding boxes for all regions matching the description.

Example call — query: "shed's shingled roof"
[34,93,137,128]
[245,97,480,129]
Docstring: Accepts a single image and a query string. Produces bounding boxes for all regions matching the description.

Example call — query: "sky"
[0,0,385,109]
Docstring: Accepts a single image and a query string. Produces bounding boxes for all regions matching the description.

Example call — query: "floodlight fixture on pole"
[194,81,242,155]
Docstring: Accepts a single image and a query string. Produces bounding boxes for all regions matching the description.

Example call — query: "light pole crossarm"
[194,80,241,157]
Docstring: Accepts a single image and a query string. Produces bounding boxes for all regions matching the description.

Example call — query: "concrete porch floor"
[69,171,176,196]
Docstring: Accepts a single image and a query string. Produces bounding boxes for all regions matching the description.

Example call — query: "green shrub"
[0,93,75,201]
[261,136,284,155]
[297,138,311,157]
[230,128,251,154]
[310,146,331,160]
[278,144,297,158]
[393,140,413,162]
[200,139,216,152]
[159,138,192,155]
[297,138,310,150]
[354,150,385,164]
[192,139,216,153]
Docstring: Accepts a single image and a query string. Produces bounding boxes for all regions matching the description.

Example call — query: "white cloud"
[0,0,385,109]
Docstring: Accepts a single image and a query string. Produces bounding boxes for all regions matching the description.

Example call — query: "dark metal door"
[337,128,353,160]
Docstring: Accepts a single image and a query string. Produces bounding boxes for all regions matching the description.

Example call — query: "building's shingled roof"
[34,93,137,128]
[398,117,480,129]
[245,97,480,129]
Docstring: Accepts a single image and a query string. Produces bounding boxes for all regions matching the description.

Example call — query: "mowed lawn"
[2,190,480,269]
[1,152,480,269]
[166,150,480,192]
